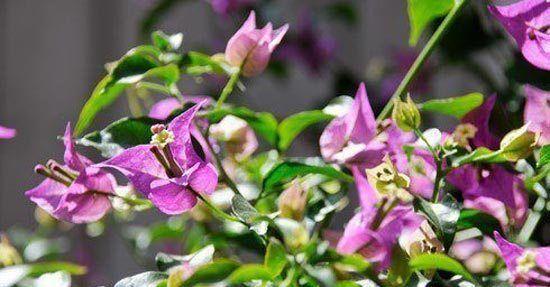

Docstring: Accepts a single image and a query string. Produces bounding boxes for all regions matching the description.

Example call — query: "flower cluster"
[1,1,549,286]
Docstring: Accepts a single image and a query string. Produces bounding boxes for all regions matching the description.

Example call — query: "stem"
[215,69,241,109]
[198,126,243,197]
[192,191,242,223]
[376,0,469,121]
[413,129,444,202]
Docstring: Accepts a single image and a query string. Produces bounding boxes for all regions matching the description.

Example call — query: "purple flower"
[25,124,114,223]
[148,96,213,121]
[461,95,500,150]
[494,232,550,286]
[99,102,218,215]
[206,0,255,15]
[225,11,289,77]
[275,10,336,74]
[0,125,16,139]
[488,0,550,70]
[523,85,549,145]
[336,203,422,270]
[320,83,386,168]
[448,165,528,231]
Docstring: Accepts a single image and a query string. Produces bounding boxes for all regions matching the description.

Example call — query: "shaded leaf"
[278,110,334,151]
[231,194,259,224]
[205,107,279,145]
[181,259,240,287]
[419,93,484,119]
[414,195,459,249]
[262,162,353,195]
[78,117,160,158]
[456,209,503,236]
[182,52,229,75]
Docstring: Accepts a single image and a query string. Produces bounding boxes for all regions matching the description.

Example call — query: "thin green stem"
[198,126,243,197]
[377,0,469,122]
[413,129,444,202]
[193,191,241,223]
[215,69,241,109]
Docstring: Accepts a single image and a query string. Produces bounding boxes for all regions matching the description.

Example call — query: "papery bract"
[523,85,549,144]
[461,95,500,150]
[209,115,258,161]
[0,125,16,139]
[100,102,218,214]
[494,232,550,286]
[225,11,289,77]
[25,124,114,223]
[320,83,385,168]
[488,0,550,70]
[448,165,528,231]
[336,203,422,270]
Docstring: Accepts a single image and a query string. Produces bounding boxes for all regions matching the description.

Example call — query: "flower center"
[516,250,537,274]
[34,159,78,186]
[150,124,183,178]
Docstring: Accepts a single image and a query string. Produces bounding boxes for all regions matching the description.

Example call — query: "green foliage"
[0,262,86,287]
[228,264,274,284]
[205,106,279,145]
[414,195,460,248]
[277,110,334,151]
[114,271,168,287]
[265,241,287,276]
[419,92,484,119]
[537,145,550,168]
[409,253,478,285]
[407,0,454,46]
[456,209,503,236]
[78,117,160,158]
[181,259,240,287]
[453,147,507,166]
[262,161,353,195]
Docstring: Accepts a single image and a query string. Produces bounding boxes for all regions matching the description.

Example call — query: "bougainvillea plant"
[1,0,549,286]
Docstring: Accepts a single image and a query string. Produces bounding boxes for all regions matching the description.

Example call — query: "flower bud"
[392,95,421,132]
[209,115,248,142]
[0,235,22,267]
[366,156,413,202]
[499,124,539,161]
[278,180,307,221]
[275,218,310,250]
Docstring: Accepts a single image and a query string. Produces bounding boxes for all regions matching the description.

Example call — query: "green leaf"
[265,241,287,276]
[228,264,274,284]
[409,253,478,284]
[74,75,129,136]
[78,117,160,158]
[538,145,550,168]
[183,51,230,75]
[277,110,334,151]
[452,147,507,166]
[156,245,214,272]
[387,247,412,286]
[262,162,353,195]
[205,107,279,146]
[231,194,260,224]
[109,54,158,85]
[181,259,240,287]
[419,92,483,119]
[407,0,454,46]
[114,272,168,287]
[337,253,371,273]
[456,209,503,236]
[0,262,87,287]
[414,195,459,248]
[152,31,183,51]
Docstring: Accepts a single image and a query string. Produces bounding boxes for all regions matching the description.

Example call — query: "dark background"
[0,1,483,285]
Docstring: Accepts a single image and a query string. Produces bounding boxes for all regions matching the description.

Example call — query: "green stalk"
[215,69,241,109]
[413,129,444,202]
[377,0,469,121]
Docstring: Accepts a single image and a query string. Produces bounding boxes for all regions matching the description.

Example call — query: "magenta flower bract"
[461,95,500,150]
[488,0,550,70]
[448,165,528,231]
[207,0,255,15]
[320,83,386,168]
[523,85,549,144]
[225,11,289,77]
[100,102,218,215]
[336,203,422,270]
[494,232,550,286]
[25,124,114,223]
[0,125,16,139]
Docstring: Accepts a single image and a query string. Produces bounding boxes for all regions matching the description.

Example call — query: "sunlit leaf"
[181,259,240,287]
[265,241,287,276]
[409,253,478,284]
[228,264,274,284]
[114,271,167,287]
[419,93,483,119]
[537,145,550,168]
[407,0,454,46]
